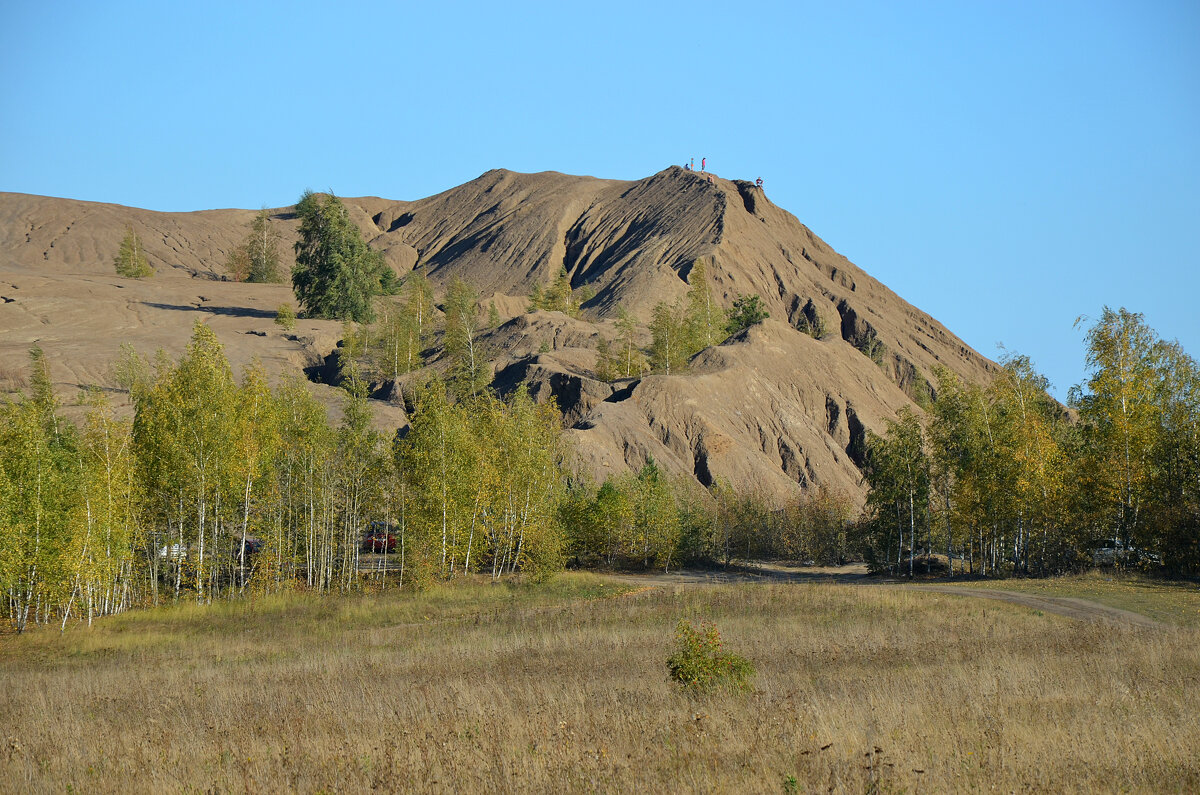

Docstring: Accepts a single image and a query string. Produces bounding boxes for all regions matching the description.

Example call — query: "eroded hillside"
[0,169,995,501]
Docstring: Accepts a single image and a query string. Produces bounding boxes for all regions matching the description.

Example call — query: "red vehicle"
[361,522,397,553]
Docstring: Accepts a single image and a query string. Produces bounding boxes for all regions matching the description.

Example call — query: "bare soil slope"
[0,169,996,500]
[0,194,407,430]
[364,168,995,397]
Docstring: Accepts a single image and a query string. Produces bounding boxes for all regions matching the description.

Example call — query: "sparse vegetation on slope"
[0,171,989,505]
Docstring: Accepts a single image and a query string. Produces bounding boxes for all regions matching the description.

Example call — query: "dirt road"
[907,585,1166,629]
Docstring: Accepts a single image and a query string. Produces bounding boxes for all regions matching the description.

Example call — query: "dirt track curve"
[906,585,1165,629]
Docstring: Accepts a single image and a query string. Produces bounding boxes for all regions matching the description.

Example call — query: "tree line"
[0,325,566,632]
[562,471,853,572]
[11,300,1189,636]
[0,324,856,633]
[858,307,1200,577]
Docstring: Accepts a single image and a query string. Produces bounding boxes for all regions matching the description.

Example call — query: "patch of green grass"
[0,572,635,664]
[970,571,1200,627]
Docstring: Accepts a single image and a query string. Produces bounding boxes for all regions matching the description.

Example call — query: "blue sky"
[2,1,1197,397]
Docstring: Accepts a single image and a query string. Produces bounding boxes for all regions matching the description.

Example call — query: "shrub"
[858,329,887,367]
[666,619,754,693]
[798,307,827,339]
[275,304,297,331]
[725,294,769,335]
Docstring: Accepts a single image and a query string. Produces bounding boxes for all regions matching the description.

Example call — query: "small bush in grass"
[275,304,297,331]
[666,619,754,693]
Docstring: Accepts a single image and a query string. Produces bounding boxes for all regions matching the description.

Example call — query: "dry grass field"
[2,574,1198,793]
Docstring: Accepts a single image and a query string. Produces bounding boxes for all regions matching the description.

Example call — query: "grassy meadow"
[963,570,1200,628]
[2,574,1198,793]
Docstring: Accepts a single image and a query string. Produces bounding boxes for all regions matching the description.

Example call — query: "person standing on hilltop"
[756,177,763,188]
[690,158,694,171]
[701,157,706,172]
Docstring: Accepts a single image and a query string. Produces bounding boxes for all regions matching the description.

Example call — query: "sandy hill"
[0,169,995,502]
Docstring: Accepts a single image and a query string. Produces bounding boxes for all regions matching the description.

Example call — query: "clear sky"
[2,1,1197,397]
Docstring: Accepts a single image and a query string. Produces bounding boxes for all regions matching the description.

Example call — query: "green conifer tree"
[291,191,387,323]
[725,294,768,335]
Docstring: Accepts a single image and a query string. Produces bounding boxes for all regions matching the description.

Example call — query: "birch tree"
[484,387,565,580]
[928,367,976,573]
[0,390,73,630]
[863,408,930,576]
[1149,340,1200,573]
[990,354,1068,573]
[65,393,138,625]
[229,364,280,591]
[594,335,618,383]
[615,306,646,378]
[1070,307,1161,552]
[227,209,283,282]
[273,375,336,589]
[398,380,479,577]
[443,277,488,399]
[114,225,153,278]
[685,258,726,353]
[0,348,78,631]
[133,322,236,602]
[649,300,689,375]
[370,300,419,382]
